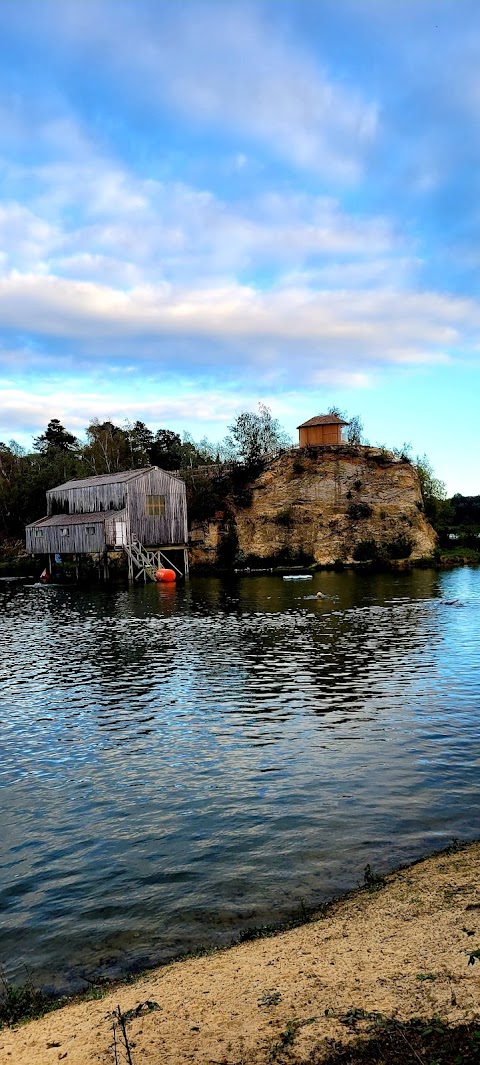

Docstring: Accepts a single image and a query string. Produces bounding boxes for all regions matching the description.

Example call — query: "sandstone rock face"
[189,446,437,567]
[189,519,221,569]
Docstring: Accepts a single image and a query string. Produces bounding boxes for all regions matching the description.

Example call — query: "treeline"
[0,405,290,539]
[432,493,480,548]
[1,405,474,546]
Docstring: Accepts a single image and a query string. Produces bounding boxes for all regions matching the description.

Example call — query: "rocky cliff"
[188,445,437,568]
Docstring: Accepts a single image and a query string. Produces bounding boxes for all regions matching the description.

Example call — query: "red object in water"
[155,568,176,582]
[39,568,51,583]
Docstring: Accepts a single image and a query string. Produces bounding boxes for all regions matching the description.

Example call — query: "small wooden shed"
[297,413,349,447]
[25,466,188,579]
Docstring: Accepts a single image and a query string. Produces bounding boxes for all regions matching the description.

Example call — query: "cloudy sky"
[1,0,479,492]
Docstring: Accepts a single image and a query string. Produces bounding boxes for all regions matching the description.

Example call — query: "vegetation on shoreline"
[0,406,289,542]
[306,1016,480,1064]
[1,839,475,1031]
[0,970,52,1028]
[2,840,480,1065]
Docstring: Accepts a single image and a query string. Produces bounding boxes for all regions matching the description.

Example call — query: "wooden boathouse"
[25,467,188,580]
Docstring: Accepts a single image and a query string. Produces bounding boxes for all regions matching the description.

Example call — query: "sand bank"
[1,843,479,1064]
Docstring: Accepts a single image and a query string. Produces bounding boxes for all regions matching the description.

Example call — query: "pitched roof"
[26,510,126,529]
[297,414,350,428]
[48,468,154,492]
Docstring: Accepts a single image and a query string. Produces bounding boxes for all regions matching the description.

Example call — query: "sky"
[0,0,479,494]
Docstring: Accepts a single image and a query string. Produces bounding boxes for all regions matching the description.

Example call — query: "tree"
[33,419,78,454]
[225,404,291,467]
[149,429,183,470]
[124,420,154,468]
[327,406,366,445]
[414,453,446,520]
[0,443,21,481]
[450,494,480,527]
[345,414,365,445]
[82,420,130,474]
[0,443,81,536]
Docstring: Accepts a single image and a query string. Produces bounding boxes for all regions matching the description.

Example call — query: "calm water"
[1,567,479,993]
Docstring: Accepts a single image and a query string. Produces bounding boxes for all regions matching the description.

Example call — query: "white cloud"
[5,1,378,182]
[0,203,59,272]
[0,381,284,442]
[0,273,475,387]
[151,3,378,179]
[0,108,400,285]
[0,111,403,288]
[2,0,479,460]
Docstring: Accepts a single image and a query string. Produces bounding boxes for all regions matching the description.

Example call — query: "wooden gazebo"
[297,413,349,448]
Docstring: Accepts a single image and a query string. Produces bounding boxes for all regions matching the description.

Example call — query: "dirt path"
[1,844,479,1065]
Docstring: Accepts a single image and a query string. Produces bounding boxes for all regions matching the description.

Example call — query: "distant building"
[25,466,188,579]
[297,413,349,447]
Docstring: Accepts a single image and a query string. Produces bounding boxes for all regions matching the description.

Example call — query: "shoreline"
[1,557,479,587]
[2,840,479,1063]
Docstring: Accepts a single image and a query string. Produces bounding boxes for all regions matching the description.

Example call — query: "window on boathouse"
[145,495,166,517]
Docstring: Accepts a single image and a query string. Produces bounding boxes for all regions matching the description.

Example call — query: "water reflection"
[0,567,479,991]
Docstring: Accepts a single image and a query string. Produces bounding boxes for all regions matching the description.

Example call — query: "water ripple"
[0,567,479,990]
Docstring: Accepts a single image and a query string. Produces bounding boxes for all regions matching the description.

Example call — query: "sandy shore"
[1,843,479,1064]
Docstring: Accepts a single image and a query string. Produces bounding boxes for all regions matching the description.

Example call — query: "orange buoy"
[155,568,176,582]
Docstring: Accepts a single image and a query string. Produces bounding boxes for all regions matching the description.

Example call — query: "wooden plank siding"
[26,466,187,556]
[126,468,187,547]
[47,481,129,516]
[26,514,109,555]
[299,424,344,446]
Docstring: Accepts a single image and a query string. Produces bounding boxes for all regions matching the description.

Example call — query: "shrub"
[223,462,259,507]
[187,478,225,523]
[353,539,379,561]
[239,546,314,569]
[217,522,238,568]
[232,482,253,508]
[385,535,413,559]
[0,971,50,1027]
[274,507,294,526]
[347,502,373,520]
[369,451,392,466]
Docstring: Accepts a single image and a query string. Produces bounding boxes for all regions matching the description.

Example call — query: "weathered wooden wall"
[299,424,343,446]
[26,515,107,555]
[27,467,188,555]
[128,469,187,546]
[47,479,128,516]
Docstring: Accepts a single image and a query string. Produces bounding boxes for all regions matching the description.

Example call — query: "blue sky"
[0,0,479,493]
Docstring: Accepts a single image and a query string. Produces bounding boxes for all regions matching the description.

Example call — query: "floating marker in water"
[155,568,176,583]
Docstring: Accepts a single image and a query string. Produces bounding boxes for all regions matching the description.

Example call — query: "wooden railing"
[124,540,183,582]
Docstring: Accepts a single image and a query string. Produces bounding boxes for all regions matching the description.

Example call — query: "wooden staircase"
[124,540,183,582]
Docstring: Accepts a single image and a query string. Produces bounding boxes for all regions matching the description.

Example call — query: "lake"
[1,566,479,993]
